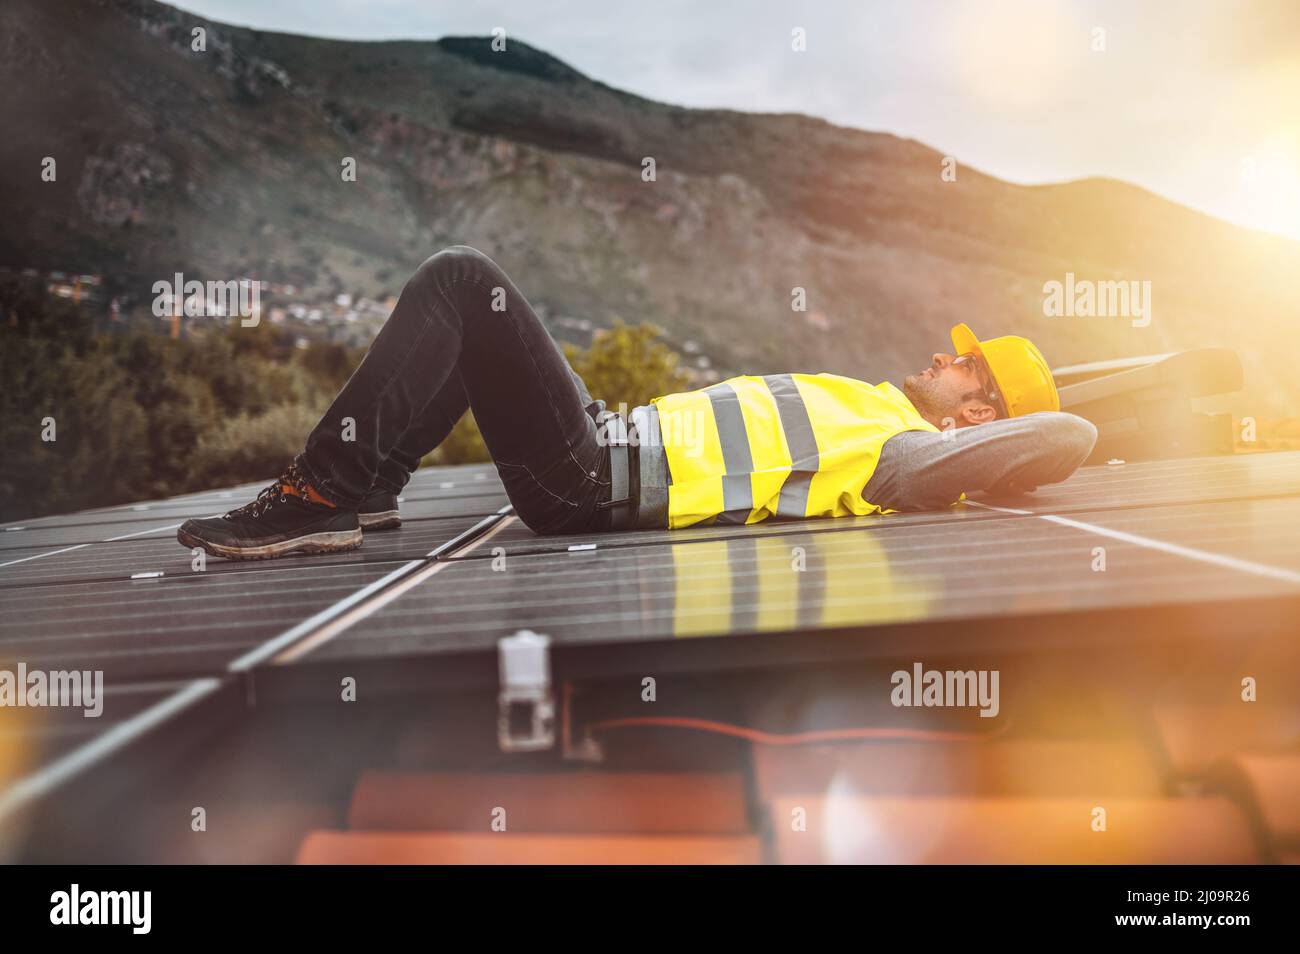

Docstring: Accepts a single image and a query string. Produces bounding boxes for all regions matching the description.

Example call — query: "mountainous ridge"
[3,0,1297,410]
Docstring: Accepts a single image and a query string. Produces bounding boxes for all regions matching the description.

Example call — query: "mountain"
[3,0,1298,411]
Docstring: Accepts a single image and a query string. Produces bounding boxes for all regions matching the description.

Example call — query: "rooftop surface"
[2,451,1299,861]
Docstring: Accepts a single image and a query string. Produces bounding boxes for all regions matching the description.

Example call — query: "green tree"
[424,411,489,466]
[0,282,691,518]
[0,275,358,520]
[564,319,691,410]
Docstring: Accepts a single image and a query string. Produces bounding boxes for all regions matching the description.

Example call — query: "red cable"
[585,715,1008,746]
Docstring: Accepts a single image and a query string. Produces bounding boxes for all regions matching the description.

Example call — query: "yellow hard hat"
[950,323,1059,417]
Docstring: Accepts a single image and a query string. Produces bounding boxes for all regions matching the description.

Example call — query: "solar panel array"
[2,451,1300,826]
[296,452,1300,679]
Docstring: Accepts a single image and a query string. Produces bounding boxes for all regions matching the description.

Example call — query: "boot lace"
[227,463,316,519]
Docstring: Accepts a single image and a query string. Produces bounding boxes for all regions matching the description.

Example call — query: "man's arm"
[862,412,1098,512]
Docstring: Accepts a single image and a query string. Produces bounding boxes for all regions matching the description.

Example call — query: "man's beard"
[902,375,942,418]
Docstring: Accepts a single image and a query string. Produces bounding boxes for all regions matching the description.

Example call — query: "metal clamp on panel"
[497,629,555,752]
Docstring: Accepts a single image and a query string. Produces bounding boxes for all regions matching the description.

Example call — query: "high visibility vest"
[650,373,939,530]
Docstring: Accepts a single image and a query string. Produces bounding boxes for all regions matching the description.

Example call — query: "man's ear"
[959,401,998,426]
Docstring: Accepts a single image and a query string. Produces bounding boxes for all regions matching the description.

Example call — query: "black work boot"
[177,463,361,560]
[358,488,402,531]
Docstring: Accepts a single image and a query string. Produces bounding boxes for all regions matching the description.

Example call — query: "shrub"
[0,275,688,518]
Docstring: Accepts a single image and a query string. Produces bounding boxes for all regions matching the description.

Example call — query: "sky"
[173,0,1300,242]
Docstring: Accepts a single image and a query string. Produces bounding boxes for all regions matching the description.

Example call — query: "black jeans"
[297,246,613,535]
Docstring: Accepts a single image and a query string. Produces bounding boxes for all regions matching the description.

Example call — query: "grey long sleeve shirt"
[860,412,1098,512]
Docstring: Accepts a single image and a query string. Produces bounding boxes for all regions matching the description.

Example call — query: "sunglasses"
[953,353,1006,415]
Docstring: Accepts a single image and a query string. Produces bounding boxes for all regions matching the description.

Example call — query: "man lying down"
[178,246,1097,559]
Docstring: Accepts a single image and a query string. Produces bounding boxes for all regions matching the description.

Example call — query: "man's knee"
[409,245,496,292]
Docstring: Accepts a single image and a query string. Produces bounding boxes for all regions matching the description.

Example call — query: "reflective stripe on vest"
[705,382,754,525]
[667,532,937,638]
[766,373,819,519]
[651,373,939,530]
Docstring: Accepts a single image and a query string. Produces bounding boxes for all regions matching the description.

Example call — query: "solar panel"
[284,453,1300,677]
[0,466,507,802]
[0,679,197,763]
[3,453,1299,831]
[2,464,504,613]
[0,561,411,679]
